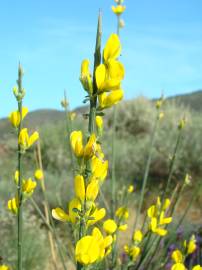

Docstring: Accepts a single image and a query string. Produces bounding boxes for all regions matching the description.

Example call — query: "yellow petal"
[95,64,106,91]
[103,219,117,234]
[133,230,143,242]
[192,266,202,270]
[34,169,43,180]
[21,107,28,120]
[70,131,84,157]
[22,178,37,195]
[171,263,186,270]
[52,207,69,222]
[83,133,97,159]
[75,235,100,265]
[103,34,121,62]
[74,175,85,202]
[111,5,126,15]
[87,208,106,226]
[28,131,39,147]
[86,180,99,201]
[99,90,124,109]
[69,198,81,224]
[118,224,128,231]
[95,116,103,129]
[80,59,93,94]
[171,250,184,263]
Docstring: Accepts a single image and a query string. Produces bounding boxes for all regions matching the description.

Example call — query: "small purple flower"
[167,244,177,256]
[165,262,172,270]
[176,226,184,240]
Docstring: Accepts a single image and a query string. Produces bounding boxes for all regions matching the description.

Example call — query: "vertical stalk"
[161,130,182,203]
[132,114,159,233]
[88,11,102,135]
[111,8,121,219]
[17,64,23,270]
[76,12,102,270]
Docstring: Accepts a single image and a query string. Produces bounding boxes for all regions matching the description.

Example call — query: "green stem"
[110,9,121,219]
[17,64,23,270]
[111,106,117,218]
[161,130,182,203]
[132,114,159,234]
[76,12,102,270]
[88,11,102,134]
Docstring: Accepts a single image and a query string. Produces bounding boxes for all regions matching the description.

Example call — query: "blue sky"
[0,0,202,117]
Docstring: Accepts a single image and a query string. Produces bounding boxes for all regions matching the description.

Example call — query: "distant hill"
[0,90,202,139]
[166,90,202,112]
[0,109,64,139]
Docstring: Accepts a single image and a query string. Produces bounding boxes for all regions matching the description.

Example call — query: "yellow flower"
[133,230,143,243]
[96,116,103,130]
[192,266,202,270]
[147,205,157,218]
[9,107,28,128]
[18,128,39,150]
[103,34,121,63]
[150,217,167,236]
[22,178,37,195]
[74,175,85,202]
[83,133,97,159]
[95,60,124,92]
[171,263,186,270]
[87,207,106,227]
[14,170,19,184]
[76,235,100,265]
[111,5,126,15]
[178,118,186,130]
[80,59,93,94]
[115,207,129,220]
[128,185,134,193]
[70,131,84,157]
[103,219,117,234]
[75,227,112,265]
[147,197,172,236]
[118,224,128,231]
[52,198,81,224]
[171,250,184,263]
[98,90,124,110]
[124,245,141,261]
[92,227,112,259]
[185,235,197,255]
[86,179,99,201]
[91,156,108,182]
[52,207,70,222]
[159,211,172,225]
[8,196,19,214]
[0,266,10,270]
[34,169,43,180]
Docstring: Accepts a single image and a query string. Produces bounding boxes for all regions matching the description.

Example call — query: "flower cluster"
[80,33,124,110]
[124,230,143,262]
[170,235,201,270]
[147,197,172,236]
[7,66,39,214]
[112,0,126,17]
